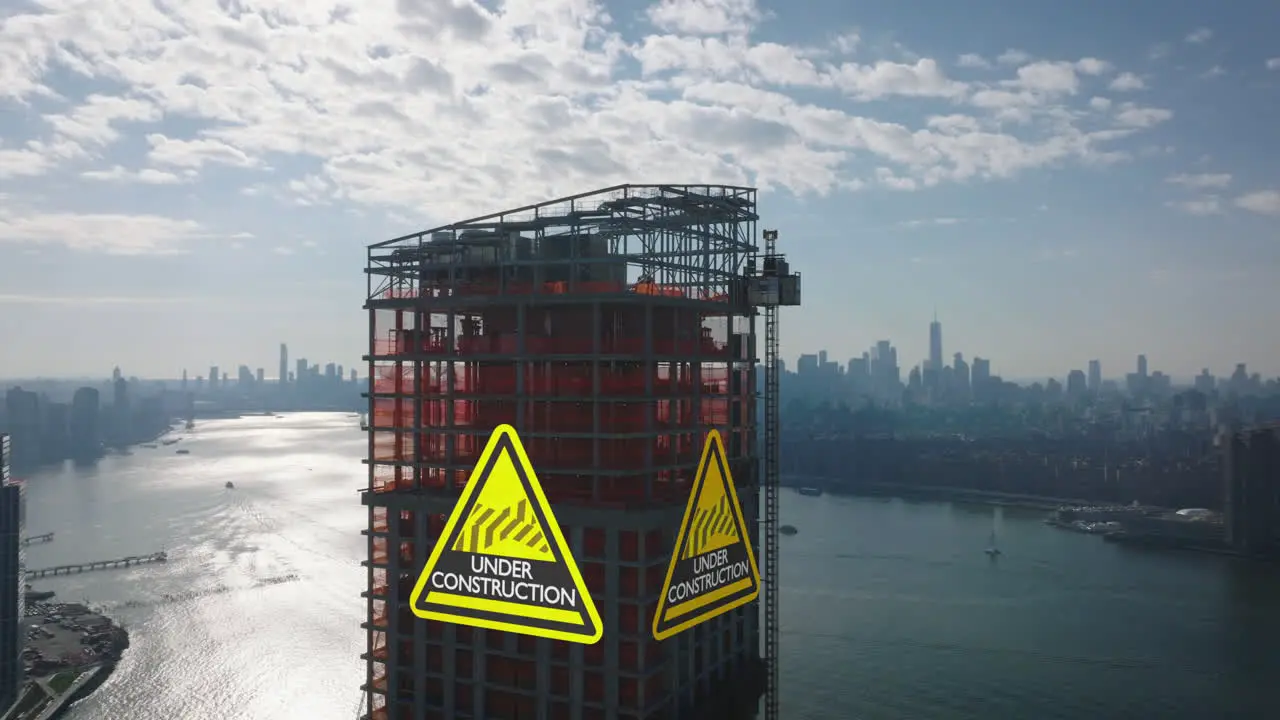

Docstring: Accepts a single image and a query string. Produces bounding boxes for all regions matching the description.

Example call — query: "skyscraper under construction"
[361,185,799,719]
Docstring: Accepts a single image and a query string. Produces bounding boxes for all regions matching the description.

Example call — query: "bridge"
[27,551,168,579]
[21,532,54,547]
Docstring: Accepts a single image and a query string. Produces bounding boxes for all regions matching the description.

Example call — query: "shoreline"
[787,481,1089,511]
[14,604,131,720]
[46,656,122,720]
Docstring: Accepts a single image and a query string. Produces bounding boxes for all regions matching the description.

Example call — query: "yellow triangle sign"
[652,429,761,641]
[409,424,602,644]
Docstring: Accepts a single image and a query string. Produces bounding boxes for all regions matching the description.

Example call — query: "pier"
[27,551,168,579]
[21,532,54,547]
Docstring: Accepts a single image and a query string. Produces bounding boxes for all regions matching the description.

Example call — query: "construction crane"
[747,229,802,720]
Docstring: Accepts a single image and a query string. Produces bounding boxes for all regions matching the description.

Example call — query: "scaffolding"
[361,185,775,720]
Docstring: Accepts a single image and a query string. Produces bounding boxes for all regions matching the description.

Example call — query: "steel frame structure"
[759,230,781,720]
[360,184,773,720]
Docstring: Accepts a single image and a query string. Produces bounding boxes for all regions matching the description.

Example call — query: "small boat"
[225,481,235,489]
[779,525,798,536]
[796,487,822,497]
[984,530,1002,557]
[175,449,190,455]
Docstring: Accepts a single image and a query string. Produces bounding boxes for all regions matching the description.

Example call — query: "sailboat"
[985,507,1003,557]
[984,530,1002,557]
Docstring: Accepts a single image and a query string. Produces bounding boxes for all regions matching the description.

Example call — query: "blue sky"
[0,0,1277,381]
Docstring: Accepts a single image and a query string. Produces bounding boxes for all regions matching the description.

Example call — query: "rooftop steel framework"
[360,184,795,720]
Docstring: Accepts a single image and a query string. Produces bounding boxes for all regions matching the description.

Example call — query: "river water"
[20,413,1280,719]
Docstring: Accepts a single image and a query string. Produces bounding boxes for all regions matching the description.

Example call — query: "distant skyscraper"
[1137,355,1148,378]
[953,352,970,398]
[1087,360,1101,395]
[3,388,40,472]
[0,435,25,712]
[181,369,188,391]
[971,357,991,400]
[209,366,220,391]
[69,387,101,462]
[279,344,289,386]
[928,315,943,372]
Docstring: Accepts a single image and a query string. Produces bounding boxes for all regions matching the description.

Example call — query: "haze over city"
[2,0,1279,379]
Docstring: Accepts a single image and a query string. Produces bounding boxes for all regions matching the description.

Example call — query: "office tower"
[279,344,289,386]
[181,369,188,391]
[209,366,220,391]
[971,357,991,400]
[256,368,265,385]
[2,389,41,473]
[362,186,772,719]
[112,375,131,447]
[953,353,970,398]
[1223,425,1280,557]
[1136,355,1147,378]
[1087,360,1101,395]
[69,387,101,462]
[0,435,25,712]
[928,315,942,372]
[1066,370,1087,399]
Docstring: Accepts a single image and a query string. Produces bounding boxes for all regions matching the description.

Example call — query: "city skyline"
[1,1,1278,377]
[788,315,1271,385]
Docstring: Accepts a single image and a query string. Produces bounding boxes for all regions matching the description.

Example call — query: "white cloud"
[0,205,207,254]
[831,32,859,54]
[1199,65,1225,79]
[829,58,967,99]
[146,134,259,170]
[1008,61,1079,95]
[82,165,189,185]
[875,167,917,191]
[1166,197,1221,216]
[0,147,56,179]
[1088,96,1111,111]
[1165,173,1232,190]
[646,0,761,35]
[996,49,1032,66]
[0,0,1183,236]
[957,53,991,69]
[1235,191,1280,216]
[1109,72,1145,91]
[1185,28,1213,44]
[897,217,963,228]
[1075,58,1112,76]
[1114,104,1172,128]
[1266,58,1280,70]
[44,96,160,146]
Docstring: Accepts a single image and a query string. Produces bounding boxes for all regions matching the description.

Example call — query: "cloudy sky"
[1,0,1277,381]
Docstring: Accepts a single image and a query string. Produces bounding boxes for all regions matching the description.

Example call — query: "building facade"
[0,434,27,712]
[1223,424,1280,557]
[362,186,764,720]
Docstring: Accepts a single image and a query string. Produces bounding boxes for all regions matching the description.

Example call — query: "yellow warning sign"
[409,424,602,644]
[652,429,761,641]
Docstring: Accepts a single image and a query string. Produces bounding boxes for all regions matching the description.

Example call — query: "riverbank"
[785,477,1091,511]
[5,604,130,720]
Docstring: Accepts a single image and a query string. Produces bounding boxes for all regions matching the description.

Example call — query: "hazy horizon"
[2,0,1278,378]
